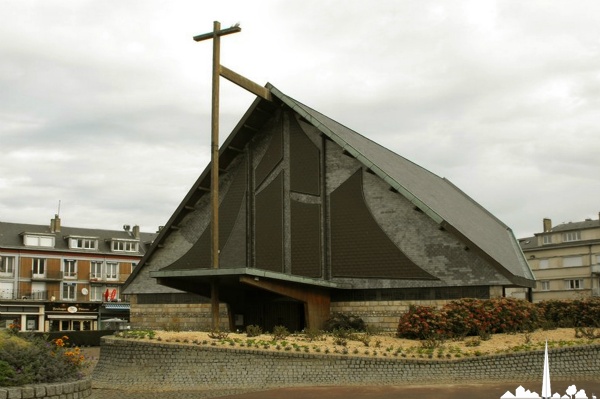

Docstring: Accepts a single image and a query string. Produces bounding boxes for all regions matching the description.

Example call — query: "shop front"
[45,302,99,332]
[0,302,45,332]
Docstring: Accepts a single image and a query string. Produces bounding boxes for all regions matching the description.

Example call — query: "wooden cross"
[194,21,241,331]
[194,21,272,331]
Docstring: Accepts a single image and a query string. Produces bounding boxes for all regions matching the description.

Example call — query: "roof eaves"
[268,85,444,225]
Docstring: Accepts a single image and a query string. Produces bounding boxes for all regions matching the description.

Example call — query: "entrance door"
[243,297,305,332]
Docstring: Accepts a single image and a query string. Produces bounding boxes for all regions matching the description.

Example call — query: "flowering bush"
[0,331,86,387]
[398,298,541,340]
[396,305,447,340]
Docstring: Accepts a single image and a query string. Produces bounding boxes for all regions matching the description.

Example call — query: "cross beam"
[193,21,241,331]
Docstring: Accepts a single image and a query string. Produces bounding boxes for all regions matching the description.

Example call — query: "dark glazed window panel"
[255,172,284,272]
[291,200,322,278]
[329,169,436,279]
[290,115,320,196]
[255,125,283,188]
[161,157,248,271]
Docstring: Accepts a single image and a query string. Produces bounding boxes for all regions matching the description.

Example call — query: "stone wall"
[0,379,91,399]
[129,302,229,331]
[92,337,600,391]
[330,299,453,332]
[132,297,454,333]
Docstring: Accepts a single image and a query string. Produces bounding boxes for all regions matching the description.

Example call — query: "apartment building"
[0,215,156,332]
[519,214,600,302]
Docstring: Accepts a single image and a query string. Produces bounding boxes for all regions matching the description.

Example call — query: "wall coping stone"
[0,379,91,399]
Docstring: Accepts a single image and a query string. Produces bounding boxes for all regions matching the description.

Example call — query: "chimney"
[132,225,140,239]
[50,214,61,233]
[543,218,552,233]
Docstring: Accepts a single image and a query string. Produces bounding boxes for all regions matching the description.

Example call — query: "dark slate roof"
[518,236,537,251]
[125,84,535,289]
[550,219,600,232]
[0,220,156,256]
[270,86,534,284]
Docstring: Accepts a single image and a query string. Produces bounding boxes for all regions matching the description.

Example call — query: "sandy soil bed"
[145,328,595,359]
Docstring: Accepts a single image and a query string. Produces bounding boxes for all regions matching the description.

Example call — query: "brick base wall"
[330,299,453,331]
[129,302,229,331]
[92,337,600,391]
[130,298,456,332]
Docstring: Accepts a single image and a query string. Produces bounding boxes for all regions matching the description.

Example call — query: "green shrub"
[245,325,262,337]
[271,325,290,341]
[0,331,86,387]
[536,298,600,328]
[323,313,366,332]
[303,328,325,342]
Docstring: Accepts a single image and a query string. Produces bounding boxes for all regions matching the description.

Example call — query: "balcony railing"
[31,270,63,281]
[3,289,61,301]
[591,264,600,275]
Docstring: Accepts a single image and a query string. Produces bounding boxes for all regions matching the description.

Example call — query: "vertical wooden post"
[193,21,240,331]
[210,21,221,331]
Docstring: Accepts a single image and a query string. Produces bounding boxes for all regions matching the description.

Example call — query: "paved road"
[89,381,600,399]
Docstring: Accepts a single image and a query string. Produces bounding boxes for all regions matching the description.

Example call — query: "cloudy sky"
[1,1,599,238]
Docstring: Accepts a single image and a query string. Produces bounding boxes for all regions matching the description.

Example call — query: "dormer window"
[563,231,581,242]
[22,233,55,248]
[68,236,98,250]
[111,239,139,253]
[542,235,552,245]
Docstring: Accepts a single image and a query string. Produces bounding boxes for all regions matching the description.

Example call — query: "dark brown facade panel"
[330,170,436,279]
[254,120,283,188]
[290,200,322,278]
[161,158,249,271]
[255,172,284,273]
[289,114,320,196]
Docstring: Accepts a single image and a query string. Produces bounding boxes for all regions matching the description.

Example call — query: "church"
[123,84,535,332]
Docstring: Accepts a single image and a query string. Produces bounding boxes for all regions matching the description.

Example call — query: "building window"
[63,260,77,279]
[538,259,549,269]
[62,283,77,300]
[69,237,98,250]
[32,258,46,276]
[563,256,583,267]
[90,285,104,301]
[106,263,119,280]
[563,231,581,242]
[111,240,138,253]
[23,234,55,248]
[539,281,550,291]
[0,256,15,276]
[90,261,103,279]
[565,279,584,290]
[542,235,552,245]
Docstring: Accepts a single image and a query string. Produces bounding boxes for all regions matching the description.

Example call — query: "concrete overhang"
[149,267,352,289]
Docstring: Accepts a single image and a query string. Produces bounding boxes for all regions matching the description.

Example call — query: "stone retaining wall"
[0,379,91,399]
[330,299,453,331]
[130,302,229,331]
[92,337,600,391]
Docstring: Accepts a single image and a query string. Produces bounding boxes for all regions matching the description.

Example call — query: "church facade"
[123,85,535,332]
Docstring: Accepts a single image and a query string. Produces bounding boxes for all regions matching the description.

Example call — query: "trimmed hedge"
[397,298,600,340]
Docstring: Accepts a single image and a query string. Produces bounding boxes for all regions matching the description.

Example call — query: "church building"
[123,84,535,332]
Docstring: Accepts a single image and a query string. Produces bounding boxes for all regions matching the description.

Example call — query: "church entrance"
[239,291,305,333]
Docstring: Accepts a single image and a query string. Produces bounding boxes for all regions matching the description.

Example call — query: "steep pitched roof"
[269,85,533,284]
[125,84,534,289]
